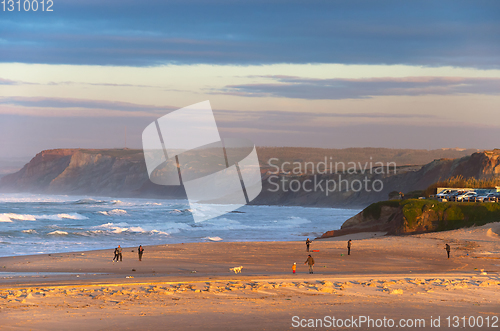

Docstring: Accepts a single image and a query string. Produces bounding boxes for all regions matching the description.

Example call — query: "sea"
[0,193,360,257]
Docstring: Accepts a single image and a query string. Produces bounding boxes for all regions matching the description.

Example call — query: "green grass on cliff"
[362,199,500,232]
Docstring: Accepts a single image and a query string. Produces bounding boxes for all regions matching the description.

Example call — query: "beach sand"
[0,223,499,330]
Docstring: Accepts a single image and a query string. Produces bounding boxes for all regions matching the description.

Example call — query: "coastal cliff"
[0,148,498,208]
[252,150,500,207]
[0,149,185,198]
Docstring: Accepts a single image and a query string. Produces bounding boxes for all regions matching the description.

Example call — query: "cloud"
[0,0,499,67]
[213,108,438,135]
[0,77,36,85]
[0,97,176,114]
[0,78,18,85]
[212,76,500,100]
[46,81,161,88]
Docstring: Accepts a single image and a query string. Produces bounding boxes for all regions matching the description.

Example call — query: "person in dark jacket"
[112,247,119,262]
[117,245,123,262]
[306,238,312,252]
[138,245,144,261]
[304,255,315,274]
[347,239,352,255]
[445,244,451,259]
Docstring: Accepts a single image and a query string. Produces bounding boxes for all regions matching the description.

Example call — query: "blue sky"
[3,0,500,67]
[1,0,499,157]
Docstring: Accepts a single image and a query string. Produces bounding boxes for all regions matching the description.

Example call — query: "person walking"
[112,247,119,262]
[138,245,144,261]
[347,239,352,255]
[117,245,123,262]
[304,255,315,274]
[445,243,451,259]
[306,238,312,252]
[292,262,296,274]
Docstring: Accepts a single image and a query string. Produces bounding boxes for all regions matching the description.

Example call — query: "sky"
[1,0,499,158]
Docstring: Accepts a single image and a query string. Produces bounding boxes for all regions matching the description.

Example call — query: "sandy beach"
[0,223,499,330]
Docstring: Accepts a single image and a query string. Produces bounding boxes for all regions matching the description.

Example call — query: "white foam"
[0,215,13,222]
[128,226,145,233]
[48,230,68,235]
[150,230,169,236]
[21,229,37,234]
[203,236,223,241]
[38,213,89,221]
[0,212,88,222]
[0,213,36,221]
[93,222,138,234]
[98,209,127,216]
[109,209,127,216]
[75,198,105,204]
[95,222,128,229]
[56,213,89,220]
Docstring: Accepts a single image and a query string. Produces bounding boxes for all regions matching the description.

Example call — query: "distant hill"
[0,147,494,208]
[256,147,479,173]
[253,149,500,207]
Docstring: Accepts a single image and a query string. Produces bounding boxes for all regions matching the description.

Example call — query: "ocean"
[0,193,360,257]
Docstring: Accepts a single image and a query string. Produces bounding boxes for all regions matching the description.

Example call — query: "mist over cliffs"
[0,147,494,208]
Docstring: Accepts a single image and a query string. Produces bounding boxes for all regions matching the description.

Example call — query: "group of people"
[296,238,453,274]
[112,245,145,262]
[111,239,453,273]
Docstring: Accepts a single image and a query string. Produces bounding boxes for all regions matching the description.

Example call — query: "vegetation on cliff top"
[400,199,500,231]
[362,198,500,233]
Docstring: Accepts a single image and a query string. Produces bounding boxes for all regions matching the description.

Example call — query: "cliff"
[319,199,500,238]
[0,148,497,208]
[252,150,500,207]
[0,149,185,198]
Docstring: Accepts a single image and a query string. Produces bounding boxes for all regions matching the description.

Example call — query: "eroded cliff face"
[46,151,148,195]
[319,198,500,239]
[0,149,185,198]
[1,149,499,207]
[0,149,75,192]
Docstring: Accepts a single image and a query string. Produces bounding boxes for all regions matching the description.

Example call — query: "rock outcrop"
[319,198,500,238]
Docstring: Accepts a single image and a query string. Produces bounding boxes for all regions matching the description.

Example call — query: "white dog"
[229,266,243,274]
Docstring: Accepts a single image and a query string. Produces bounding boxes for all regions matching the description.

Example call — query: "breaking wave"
[47,230,69,235]
[98,209,128,216]
[0,213,88,222]
[93,223,169,236]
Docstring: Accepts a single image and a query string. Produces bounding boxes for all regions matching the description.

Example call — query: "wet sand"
[0,223,499,330]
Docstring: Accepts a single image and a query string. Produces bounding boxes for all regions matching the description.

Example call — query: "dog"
[229,266,243,274]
